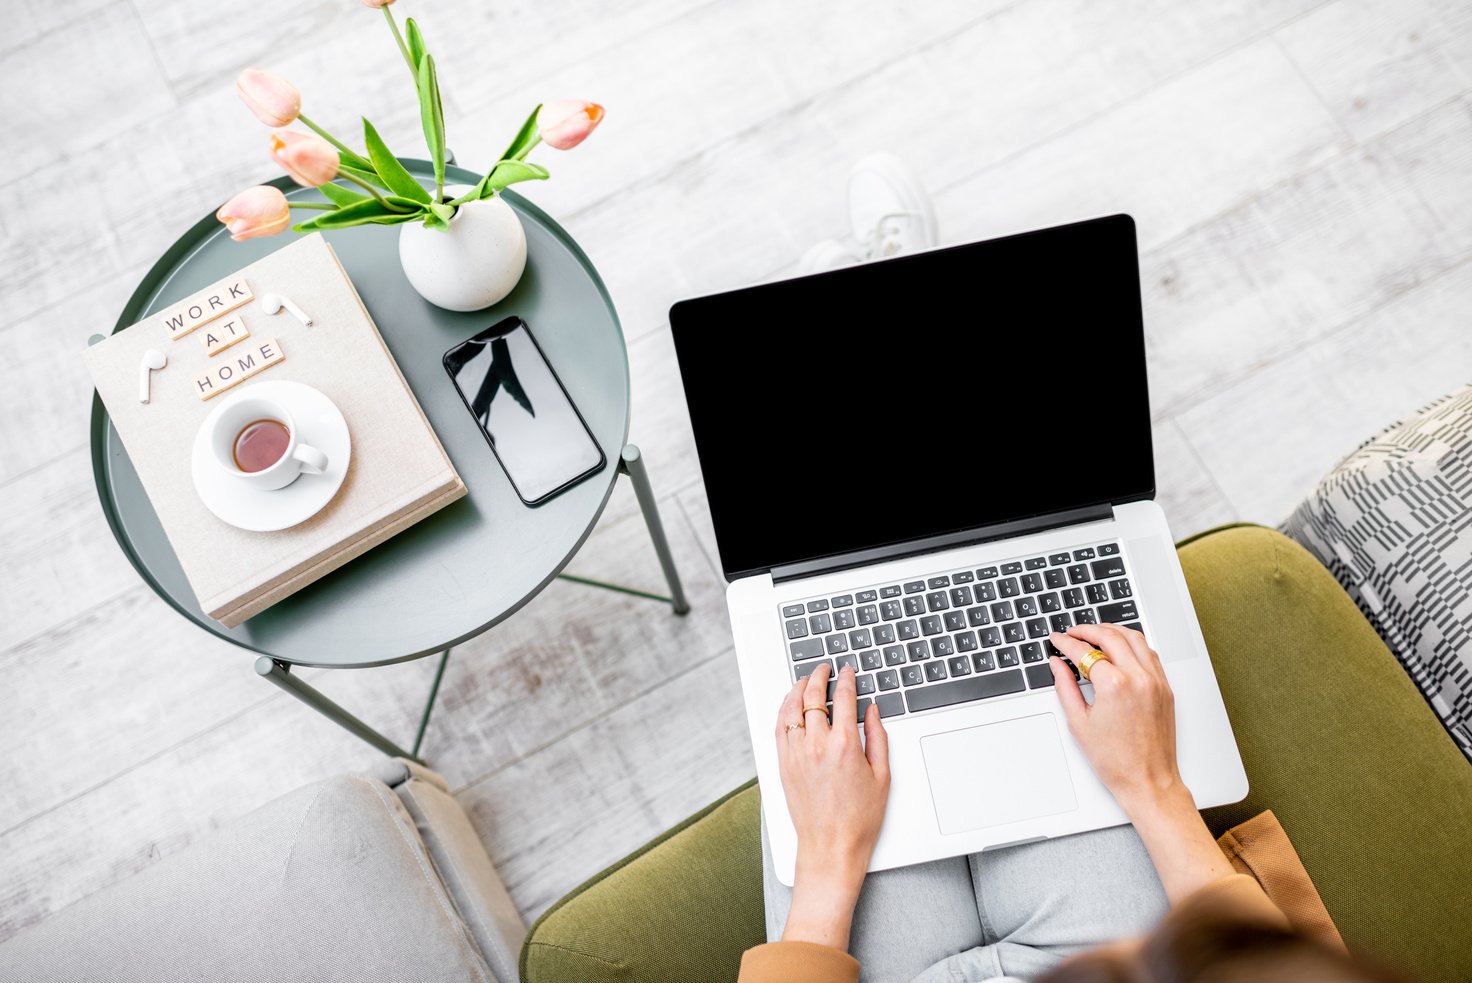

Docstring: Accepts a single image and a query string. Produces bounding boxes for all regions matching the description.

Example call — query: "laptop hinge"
[768,503,1115,584]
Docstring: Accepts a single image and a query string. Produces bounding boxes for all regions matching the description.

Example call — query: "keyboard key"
[881,600,903,620]
[920,616,944,636]
[933,636,955,657]
[857,604,879,625]
[876,693,906,717]
[1091,558,1126,580]
[1048,552,1072,566]
[1098,543,1119,556]
[1098,600,1139,623]
[807,599,830,612]
[925,661,949,682]
[948,655,972,676]
[926,591,950,611]
[1001,562,1023,575]
[904,580,926,594]
[782,604,805,618]
[860,649,883,670]
[835,653,858,672]
[901,665,925,686]
[1073,548,1096,560]
[1074,607,1097,625]
[809,613,832,633]
[1063,587,1086,608]
[1015,596,1039,617]
[786,619,808,639]
[790,638,824,661]
[955,630,978,651]
[1044,568,1067,589]
[831,594,853,607]
[1020,642,1044,663]
[1025,556,1048,570]
[1123,622,1144,638]
[834,609,856,630]
[949,585,973,607]
[848,628,872,648]
[973,650,996,672]
[856,673,876,696]
[976,566,998,579]
[856,589,878,603]
[990,600,1014,621]
[944,610,968,631]
[898,619,919,640]
[1026,618,1049,638]
[825,634,849,655]
[952,571,975,584]
[997,646,1020,667]
[1067,564,1091,584]
[980,626,1002,647]
[998,577,1020,598]
[880,585,902,598]
[1087,584,1110,604]
[1049,613,1073,633]
[975,581,997,602]
[928,576,951,589]
[904,596,926,617]
[795,659,832,678]
[967,606,991,627]
[854,697,873,721]
[1109,578,1133,600]
[877,669,900,690]
[1021,573,1043,593]
[907,640,931,661]
[883,645,907,666]
[874,624,897,644]
[1002,622,1025,644]
[906,669,1026,711]
[1024,664,1055,689]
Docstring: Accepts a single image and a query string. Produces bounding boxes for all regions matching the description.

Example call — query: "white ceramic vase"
[398,185,527,312]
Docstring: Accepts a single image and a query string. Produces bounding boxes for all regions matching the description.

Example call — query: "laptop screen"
[669,214,1154,581]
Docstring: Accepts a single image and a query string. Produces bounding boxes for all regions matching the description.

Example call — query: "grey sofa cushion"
[1282,384,1472,760]
[0,772,496,982]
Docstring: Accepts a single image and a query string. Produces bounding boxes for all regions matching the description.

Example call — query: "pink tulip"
[538,100,605,150]
[236,68,301,127]
[216,186,291,241]
[270,130,339,187]
[360,0,395,6]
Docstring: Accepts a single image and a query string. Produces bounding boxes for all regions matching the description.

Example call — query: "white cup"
[209,393,328,491]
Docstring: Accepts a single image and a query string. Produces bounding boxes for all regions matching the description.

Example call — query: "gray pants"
[762,823,1168,982]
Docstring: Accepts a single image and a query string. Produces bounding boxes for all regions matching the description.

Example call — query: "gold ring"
[1076,649,1111,681]
[785,722,805,733]
[802,704,830,718]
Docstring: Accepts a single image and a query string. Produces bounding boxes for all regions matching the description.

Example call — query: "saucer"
[191,380,352,532]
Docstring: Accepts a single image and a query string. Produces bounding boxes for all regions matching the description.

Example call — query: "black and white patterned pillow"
[1282,385,1472,761]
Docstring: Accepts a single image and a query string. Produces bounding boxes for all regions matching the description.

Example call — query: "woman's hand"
[774,663,890,950]
[1048,623,1233,902]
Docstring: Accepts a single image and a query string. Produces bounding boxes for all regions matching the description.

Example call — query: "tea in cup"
[209,393,327,490]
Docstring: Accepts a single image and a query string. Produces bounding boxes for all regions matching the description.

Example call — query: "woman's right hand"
[1047,623,1182,808]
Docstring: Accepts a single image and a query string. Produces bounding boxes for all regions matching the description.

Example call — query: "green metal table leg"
[619,443,691,615]
[411,649,451,758]
[254,657,423,763]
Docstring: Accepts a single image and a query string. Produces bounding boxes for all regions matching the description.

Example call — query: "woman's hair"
[1037,913,1408,983]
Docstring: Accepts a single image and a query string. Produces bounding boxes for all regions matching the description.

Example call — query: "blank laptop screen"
[669,214,1155,581]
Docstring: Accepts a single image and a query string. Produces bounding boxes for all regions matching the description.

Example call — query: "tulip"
[216,186,291,241]
[361,0,395,5]
[538,100,605,150]
[270,130,340,187]
[236,69,301,127]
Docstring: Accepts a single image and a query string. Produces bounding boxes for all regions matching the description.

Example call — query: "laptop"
[669,214,1248,886]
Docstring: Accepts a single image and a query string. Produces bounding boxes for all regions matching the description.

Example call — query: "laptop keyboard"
[779,541,1142,722]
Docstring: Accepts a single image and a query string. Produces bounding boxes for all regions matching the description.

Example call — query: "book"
[82,233,466,627]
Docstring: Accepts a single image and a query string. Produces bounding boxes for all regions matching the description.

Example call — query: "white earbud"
[138,349,167,404]
[262,292,312,326]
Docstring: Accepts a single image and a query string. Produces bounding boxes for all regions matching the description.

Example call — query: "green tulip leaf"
[476,160,550,199]
[292,197,424,232]
[421,209,451,232]
[363,118,432,203]
[406,17,428,70]
[500,104,543,163]
[418,53,446,195]
[365,212,422,226]
[318,181,369,208]
[337,161,390,191]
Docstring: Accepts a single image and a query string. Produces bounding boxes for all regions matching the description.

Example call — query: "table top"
[92,161,630,668]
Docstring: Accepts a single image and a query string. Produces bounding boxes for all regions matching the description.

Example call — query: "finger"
[1118,626,1166,680]
[776,675,807,741]
[803,663,833,728]
[832,665,858,731]
[1065,622,1144,673]
[1048,655,1088,731]
[863,703,890,782]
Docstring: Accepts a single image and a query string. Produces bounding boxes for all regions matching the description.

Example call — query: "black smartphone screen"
[443,316,606,505]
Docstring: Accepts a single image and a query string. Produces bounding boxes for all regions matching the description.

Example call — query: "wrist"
[1111,770,1191,819]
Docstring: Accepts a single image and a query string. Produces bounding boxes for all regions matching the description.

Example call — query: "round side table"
[91,161,688,761]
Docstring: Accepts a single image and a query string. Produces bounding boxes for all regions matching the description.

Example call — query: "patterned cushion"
[1282,386,1472,760]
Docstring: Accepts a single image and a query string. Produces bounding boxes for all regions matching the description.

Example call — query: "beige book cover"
[82,233,465,627]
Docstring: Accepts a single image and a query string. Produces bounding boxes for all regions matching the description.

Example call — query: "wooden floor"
[2,0,1469,943]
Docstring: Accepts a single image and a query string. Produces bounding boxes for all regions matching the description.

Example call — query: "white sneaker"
[847,153,938,260]
[797,238,862,275]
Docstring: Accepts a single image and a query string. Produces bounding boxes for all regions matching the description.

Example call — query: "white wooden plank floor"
[2,0,1469,943]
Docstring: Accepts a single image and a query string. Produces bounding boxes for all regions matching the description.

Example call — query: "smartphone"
[443,316,606,506]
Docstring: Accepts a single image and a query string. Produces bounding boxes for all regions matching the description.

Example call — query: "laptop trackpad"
[921,713,1078,835]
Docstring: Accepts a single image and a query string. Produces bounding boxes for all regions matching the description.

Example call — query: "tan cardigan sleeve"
[739,940,860,983]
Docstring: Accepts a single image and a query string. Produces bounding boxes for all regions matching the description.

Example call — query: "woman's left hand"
[774,663,890,950]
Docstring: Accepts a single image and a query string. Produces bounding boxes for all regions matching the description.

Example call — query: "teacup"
[209,392,328,491]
